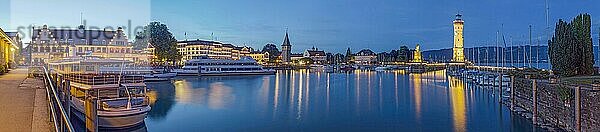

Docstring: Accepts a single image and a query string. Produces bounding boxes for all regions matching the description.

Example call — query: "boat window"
[72,65,80,71]
[98,89,119,99]
[85,66,94,71]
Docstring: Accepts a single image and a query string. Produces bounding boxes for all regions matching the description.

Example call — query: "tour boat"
[175,56,275,76]
[144,70,177,82]
[48,57,153,128]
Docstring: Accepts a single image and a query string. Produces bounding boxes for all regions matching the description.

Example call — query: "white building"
[303,46,326,64]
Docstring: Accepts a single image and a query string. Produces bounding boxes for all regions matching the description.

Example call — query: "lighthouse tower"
[452,14,465,62]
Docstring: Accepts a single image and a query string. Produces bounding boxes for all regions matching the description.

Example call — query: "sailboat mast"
[529,25,533,68]
[510,36,513,67]
[496,31,499,70]
[545,0,551,70]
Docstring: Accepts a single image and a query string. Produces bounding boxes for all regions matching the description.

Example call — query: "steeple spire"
[282,31,291,46]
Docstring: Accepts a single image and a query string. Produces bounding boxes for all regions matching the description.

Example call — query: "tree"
[261,43,280,61]
[549,13,595,77]
[134,22,181,65]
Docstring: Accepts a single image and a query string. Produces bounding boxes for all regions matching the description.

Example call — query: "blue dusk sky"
[1,0,599,53]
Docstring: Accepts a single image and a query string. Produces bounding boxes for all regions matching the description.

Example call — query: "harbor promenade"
[0,68,52,132]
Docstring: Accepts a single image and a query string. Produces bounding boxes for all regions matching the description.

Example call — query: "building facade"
[453,14,465,62]
[281,31,292,63]
[0,28,19,72]
[177,39,251,61]
[354,49,377,65]
[303,46,326,64]
[5,32,23,65]
[29,25,146,65]
[290,53,304,62]
[247,51,270,65]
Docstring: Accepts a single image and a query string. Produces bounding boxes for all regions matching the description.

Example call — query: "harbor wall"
[512,78,600,131]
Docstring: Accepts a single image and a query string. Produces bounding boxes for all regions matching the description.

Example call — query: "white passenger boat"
[144,71,177,82]
[175,56,275,76]
[48,57,153,128]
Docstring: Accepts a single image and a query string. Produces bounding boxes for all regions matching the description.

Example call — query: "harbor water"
[142,69,543,131]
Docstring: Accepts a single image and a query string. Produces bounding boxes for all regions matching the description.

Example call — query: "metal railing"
[42,66,75,132]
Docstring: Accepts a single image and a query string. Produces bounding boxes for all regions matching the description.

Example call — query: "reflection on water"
[449,77,466,132]
[144,70,539,131]
[411,73,422,121]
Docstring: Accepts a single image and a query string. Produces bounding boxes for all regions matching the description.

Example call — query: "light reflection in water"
[144,69,540,131]
[355,70,361,116]
[411,73,422,120]
[174,80,198,104]
[273,72,280,112]
[207,82,233,110]
[297,70,304,120]
[449,77,467,132]
[147,90,158,105]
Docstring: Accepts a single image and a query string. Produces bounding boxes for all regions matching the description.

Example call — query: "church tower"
[281,31,292,63]
[452,14,465,62]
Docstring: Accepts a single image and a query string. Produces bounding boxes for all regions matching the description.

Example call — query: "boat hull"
[71,101,150,128]
[200,71,276,76]
[97,108,149,128]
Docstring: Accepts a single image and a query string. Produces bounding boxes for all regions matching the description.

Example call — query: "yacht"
[48,57,153,128]
[175,56,275,76]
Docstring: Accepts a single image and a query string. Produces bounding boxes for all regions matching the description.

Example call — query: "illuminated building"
[0,27,19,71]
[247,51,270,65]
[303,46,326,64]
[353,49,377,65]
[176,39,251,61]
[29,25,147,64]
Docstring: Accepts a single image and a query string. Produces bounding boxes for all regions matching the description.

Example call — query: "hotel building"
[176,39,257,61]
[30,25,148,65]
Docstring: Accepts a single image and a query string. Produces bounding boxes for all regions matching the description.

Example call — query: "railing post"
[575,86,581,132]
[511,76,515,110]
[532,79,537,125]
[499,73,503,103]
[85,95,98,132]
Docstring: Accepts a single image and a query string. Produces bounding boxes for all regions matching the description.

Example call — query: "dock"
[0,68,52,131]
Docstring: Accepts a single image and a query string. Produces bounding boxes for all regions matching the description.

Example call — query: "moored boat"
[47,57,152,128]
[175,56,275,76]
